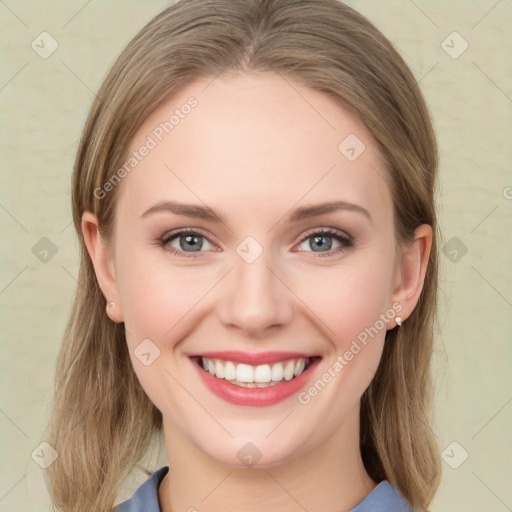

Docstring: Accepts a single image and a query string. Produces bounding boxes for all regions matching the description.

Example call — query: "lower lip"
[193,358,320,407]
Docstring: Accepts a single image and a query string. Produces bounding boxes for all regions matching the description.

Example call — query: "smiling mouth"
[193,356,319,388]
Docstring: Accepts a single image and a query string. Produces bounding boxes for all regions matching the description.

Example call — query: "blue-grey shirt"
[115,466,413,511]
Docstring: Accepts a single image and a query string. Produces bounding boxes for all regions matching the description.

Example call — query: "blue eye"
[296,228,353,257]
[160,227,353,258]
[161,229,214,258]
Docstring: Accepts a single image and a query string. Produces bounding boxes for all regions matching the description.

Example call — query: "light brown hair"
[43,0,441,510]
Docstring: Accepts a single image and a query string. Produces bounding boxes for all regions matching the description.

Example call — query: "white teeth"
[283,361,295,381]
[271,363,284,381]
[215,360,225,378]
[233,380,282,388]
[294,359,305,377]
[254,364,271,383]
[236,363,254,383]
[224,361,236,380]
[200,357,310,386]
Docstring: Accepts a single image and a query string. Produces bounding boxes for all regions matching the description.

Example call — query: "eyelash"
[159,227,354,259]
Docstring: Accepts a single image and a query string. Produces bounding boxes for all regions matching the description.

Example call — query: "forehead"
[119,72,392,224]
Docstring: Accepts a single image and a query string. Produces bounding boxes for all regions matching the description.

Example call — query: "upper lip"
[189,350,319,365]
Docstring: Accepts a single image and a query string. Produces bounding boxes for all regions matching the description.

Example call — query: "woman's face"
[88,71,426,468]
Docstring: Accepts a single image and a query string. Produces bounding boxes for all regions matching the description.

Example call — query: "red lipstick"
[190,352,320,407]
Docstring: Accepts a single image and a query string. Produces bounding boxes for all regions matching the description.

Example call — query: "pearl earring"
[108,302,115,308]
[395,316,403,326]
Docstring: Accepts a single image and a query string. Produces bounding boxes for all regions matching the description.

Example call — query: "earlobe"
[388,224,432,328]
[81,212,124,323]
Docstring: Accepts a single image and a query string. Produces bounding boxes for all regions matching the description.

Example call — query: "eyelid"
[159,226,354,257]
[293,227,353,258]
[161,227,218,245]
[299,226,353,243]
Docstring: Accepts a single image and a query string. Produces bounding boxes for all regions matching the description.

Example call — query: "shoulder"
[113,466,169,512]
[349,480,414,512]
[111,470,413,512]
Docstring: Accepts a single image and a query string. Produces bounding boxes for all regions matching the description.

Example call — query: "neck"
[158,406,376,512]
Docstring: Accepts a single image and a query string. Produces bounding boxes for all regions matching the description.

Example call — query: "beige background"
[1,1,511,510]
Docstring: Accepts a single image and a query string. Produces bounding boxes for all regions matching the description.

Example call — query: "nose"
[216,248,294,339]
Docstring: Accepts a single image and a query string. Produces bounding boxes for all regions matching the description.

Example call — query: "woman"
[43,0,441,510]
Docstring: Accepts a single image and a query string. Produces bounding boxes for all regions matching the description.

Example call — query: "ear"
[388,224,432,328]
[81,211,124,323]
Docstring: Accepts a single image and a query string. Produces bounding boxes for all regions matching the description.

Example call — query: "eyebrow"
[140,199,373,224]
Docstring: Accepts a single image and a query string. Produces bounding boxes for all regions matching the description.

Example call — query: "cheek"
[114,248,203,416]
[115,247,227,363]
[297,251,395,348]
[115,231,395,351]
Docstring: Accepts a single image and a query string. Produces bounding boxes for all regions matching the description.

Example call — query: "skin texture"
[83,71,432,512]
